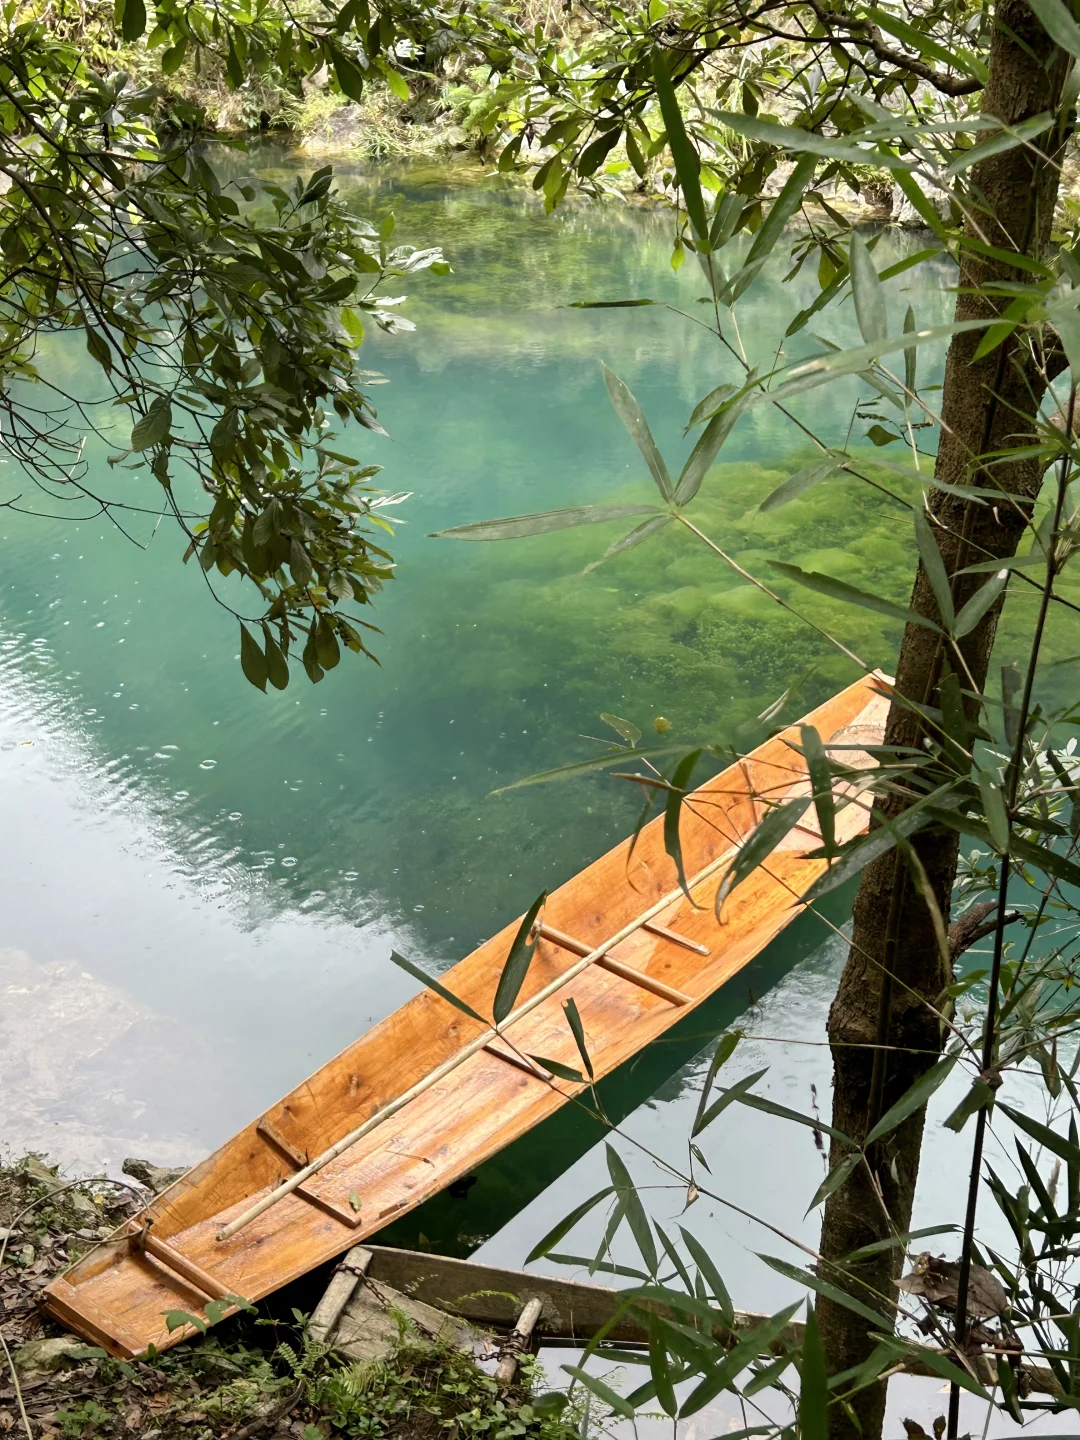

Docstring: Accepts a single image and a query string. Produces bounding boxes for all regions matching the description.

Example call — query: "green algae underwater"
[0,155,1077,1183]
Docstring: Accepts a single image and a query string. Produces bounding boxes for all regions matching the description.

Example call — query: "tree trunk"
[816,8,1070,1437]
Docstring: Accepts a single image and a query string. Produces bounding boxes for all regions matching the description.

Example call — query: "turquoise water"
[0,152,1040,1257]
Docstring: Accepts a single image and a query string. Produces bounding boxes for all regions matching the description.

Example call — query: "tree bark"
[816,8,1070,1437]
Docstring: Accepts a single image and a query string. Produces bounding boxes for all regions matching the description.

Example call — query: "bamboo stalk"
[215,837,747,1243]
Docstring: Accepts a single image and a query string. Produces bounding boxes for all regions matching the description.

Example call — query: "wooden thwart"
[42,673,893,1361]
[531,922,692,1005]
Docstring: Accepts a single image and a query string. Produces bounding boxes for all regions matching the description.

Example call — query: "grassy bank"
[0,1160,583,1440]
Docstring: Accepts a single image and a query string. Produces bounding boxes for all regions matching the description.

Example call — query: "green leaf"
[694,1066,769,1135]
[801,724,835,855]
[717,796,811,912]
[678,1226,734,1326]
[759,458,841,511]
[1029,0,1080,58]
[691,1031,741,1137]
[943,1079,996,1133]
[333,50,367,103]
[431,504,657,541]
[121,0,146,41]
[903,305,918,394]
[390,950,485,1025]
[1000,1104,1080,1166]
[913,510,956,631]
[530,1055,586,1083]
[131,398,172,451]
[866,9,987,78]
[239,624,267,693]
[651,51,708,246]
[864,1054,958,1146]
[953,569,1008,638]
[85,327,112,375]
[568,298,658,309]
[589,514,672,567]
[601,364,673,501]
[563,996,593,1079]
[578,128,622,177]
[648,1327,677,1417]
[946,113,1054,177]
[562,1366,634,1419]
[687,382,738,429]
[607,1145,658,1277]
[163,1308,206,1335]
[798,1307,829,1440]
[711,112,915,169]
[758,1255,887,1327]
[712,1087,852,1144]
[665,749,701,900]
[977,768,1011,852]
[806,1153,860,1212]
[772,560,943,633]
[745,154,817,269]
[675,406,740,506]
[600,713,641,747]
[493,893,546,1025]
[379,62,410,101]
[849,233,887,346]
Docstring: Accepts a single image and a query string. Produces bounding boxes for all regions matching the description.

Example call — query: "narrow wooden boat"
[44,672,890,1359]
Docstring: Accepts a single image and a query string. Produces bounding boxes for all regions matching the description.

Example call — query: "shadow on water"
[373,883,855,1257]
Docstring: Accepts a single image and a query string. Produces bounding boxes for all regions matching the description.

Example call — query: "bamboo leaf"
[493,893,547,1024]
[913,510,956,630]
[806,1153,860,1212]
[530,1055,586,1083]
[864,1054,958,1146]
[1028,0,1080,58]
[849,232,887,346]
[714,1087,852,1144]
[587,514,673,569]
[711,112,915,168]
[953,570,1008,637]
[745,155,818,268]
[758,1255,887,1326]
[1000,1104,1080,1166]
[607,1146,658,1276]
[676,406,740,505]
[903,305,918,394]
[665,749,702,901]
[772,560,943,632]
[491,742,681,794]
[801,724,835,855]
[758,458,841,512]
[525,1186,615,1263]
[602,363,673,500]
[652,51,708,246]
[717,797,811,913]
[977,768,1011,853]
[678,1226,734,1326]
[691,1031,742,1137]
[798,1307,829,1440]
[562,1366,634,1419]
[431,504,658,541]
[563,996,594,1079]
[943,1079,996,1133]
[687,382,738,429]
[946,113,1054,177]
[648,1328,678,1417]
[390,950,485,1025]
[694,1066,770,1135]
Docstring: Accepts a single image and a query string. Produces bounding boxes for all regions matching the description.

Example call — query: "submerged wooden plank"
[42,673,891,1358]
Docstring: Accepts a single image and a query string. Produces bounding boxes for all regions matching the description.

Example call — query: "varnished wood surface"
[43,674,889,1358]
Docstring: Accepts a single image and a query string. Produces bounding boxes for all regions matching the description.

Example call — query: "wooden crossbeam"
[257,1116,364,1230]
[641,920,709,956]
[532,923,691,1006]
[129,1226,237,1304]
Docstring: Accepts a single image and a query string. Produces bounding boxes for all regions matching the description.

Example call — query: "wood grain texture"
[42,674,889,1359]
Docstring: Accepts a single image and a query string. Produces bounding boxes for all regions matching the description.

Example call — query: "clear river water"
[1,150,1074,1432]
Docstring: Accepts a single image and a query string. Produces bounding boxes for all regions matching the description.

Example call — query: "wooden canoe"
[43,671,890,1359]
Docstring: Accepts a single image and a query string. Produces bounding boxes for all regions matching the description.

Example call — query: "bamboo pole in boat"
[215,833,750,1244]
